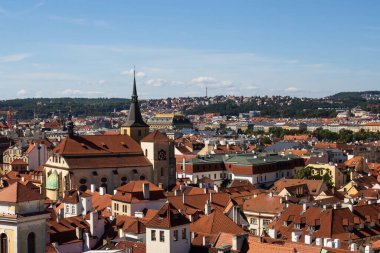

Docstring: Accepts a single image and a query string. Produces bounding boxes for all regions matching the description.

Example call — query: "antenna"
[206,86,208,98]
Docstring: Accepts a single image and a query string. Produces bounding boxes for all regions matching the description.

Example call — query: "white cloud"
[285,86,299,92]
[191,76,234,88]
[0,53,32,62]
[145,78,169,87]
[191,76,217,84]
[121,68,146,77]
[58,89,104,97]
[16,89,27,97]
[49,16,108,27]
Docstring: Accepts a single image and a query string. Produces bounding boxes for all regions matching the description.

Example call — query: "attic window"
[120,142,128,148]
[113,170,118,175]
[133,169,138,174]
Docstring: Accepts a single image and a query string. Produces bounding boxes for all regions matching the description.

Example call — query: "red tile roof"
[112,180,166,203]
[243,194,284,214]
[53,134,143,156]
[190,209,244,236]
[0,182,44,203]
[141,130,169,142]
[146,202,190,229]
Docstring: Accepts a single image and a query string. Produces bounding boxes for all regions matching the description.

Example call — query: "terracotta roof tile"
[146,202,190,229]
[141,130,169,142]
[0,182,44,203]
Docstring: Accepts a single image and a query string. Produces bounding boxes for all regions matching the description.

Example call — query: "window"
[66,205,70,213]
[114,203,119,211]
[27,233,36,253]
[151,230,156,241]
[250,229,257,235]
[71,205,75,214]
[182,228,187,239]
[122,205,127,213]
[250,218,257,225]
[1,233,8,253]
[173,230,178,241]
[214,174,216,179]
[145,149,148,157]
[160,231,165,242]
[263,219,271,226]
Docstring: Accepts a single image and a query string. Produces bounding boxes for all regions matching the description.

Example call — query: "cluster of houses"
[1,78,380,253]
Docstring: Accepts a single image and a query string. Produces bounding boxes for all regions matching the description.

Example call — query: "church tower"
[120,70,150,143]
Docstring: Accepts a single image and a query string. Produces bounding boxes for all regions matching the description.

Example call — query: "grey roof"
[264,141,312,152]
[122,73,149,128]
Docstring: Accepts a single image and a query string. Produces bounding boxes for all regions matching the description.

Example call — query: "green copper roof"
[46,170,59,190]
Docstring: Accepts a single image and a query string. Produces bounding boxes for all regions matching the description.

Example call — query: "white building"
[145,202,191,253]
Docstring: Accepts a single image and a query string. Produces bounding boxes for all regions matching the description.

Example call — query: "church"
[44,73,176,199]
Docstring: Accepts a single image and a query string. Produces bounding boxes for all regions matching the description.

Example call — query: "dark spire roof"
[123,70,149,128]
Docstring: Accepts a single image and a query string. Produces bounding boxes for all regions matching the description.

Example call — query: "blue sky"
[0,0,379,99]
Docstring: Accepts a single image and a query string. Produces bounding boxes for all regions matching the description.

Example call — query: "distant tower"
[7,107,12,129]
[206,86,208,98]
[120,70,150,143]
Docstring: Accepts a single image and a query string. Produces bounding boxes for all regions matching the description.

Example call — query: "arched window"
[27,232,35,253]
[0,233,7,253]
[140,175,146,180]
[121,176,128,186]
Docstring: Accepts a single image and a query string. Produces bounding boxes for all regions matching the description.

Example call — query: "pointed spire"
[122,68,149,128]
[132,67,138,103]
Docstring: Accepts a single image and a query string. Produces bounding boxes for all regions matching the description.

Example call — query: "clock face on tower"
[158,150,167,160]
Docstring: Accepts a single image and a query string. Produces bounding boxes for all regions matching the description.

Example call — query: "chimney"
[350,243,358,251]
[182,193,186,204]
[213,184,219,193]
[305,234,312,244]
[90,184,95,193]
[232,235,244,251]
[134,211,144,219]
[365,245,373,253]
[209,192,213,203]
[89,211,98,235]
[143,183,150,200]
[99,186,106,196]
[21,177,25,182]
[76,227,82,240]
[205,200,211,215]
[202,236,210,246]
[334,239,341,249]
[113,189,117,195]
[303,203,307,211]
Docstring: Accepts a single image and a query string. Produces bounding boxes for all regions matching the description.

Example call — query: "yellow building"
[0,182,49,253]
[147,113,193,130]
[111,180,166,217]
[306,163,344,188]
